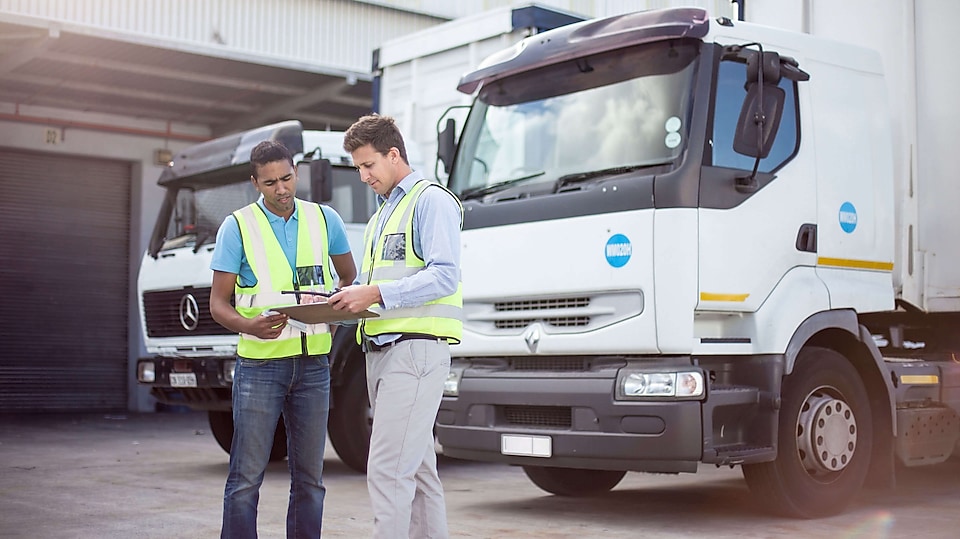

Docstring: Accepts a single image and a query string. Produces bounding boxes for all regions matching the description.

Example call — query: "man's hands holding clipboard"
[326,285,384,316]
[272,287,380,324]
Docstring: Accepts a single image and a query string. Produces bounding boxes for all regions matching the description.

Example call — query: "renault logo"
[179,293,200,331]
[523,324,541,354]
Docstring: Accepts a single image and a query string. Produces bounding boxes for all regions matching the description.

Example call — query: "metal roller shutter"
[0,147,131,411]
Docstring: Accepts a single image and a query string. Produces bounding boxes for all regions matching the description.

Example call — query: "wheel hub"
[797,390,857,475]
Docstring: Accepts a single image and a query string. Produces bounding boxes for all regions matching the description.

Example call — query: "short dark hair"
[250,140,294,178]
[343,113,408,164]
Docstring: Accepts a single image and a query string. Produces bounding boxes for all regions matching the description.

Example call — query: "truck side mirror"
[298,158,333,203]
[733,82,785,159]
[437,117,457,174]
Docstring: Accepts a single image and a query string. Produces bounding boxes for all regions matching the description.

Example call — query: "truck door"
[697,51,823,336]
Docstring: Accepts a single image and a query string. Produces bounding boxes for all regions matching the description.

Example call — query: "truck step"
[709,384,761,407]
[709,443,775,465]
[896,406,960,467]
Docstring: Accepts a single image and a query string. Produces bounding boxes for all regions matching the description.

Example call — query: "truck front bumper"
[436,372,703,473]
[136,356,233,411]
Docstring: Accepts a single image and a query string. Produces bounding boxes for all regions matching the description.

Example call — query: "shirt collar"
[379,169,424,204]
[256,195,298,223]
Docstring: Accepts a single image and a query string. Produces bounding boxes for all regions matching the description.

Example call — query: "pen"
[280,289,341,298]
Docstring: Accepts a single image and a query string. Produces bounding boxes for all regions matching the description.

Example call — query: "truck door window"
[712,59,799,172]
[327,166,375,224]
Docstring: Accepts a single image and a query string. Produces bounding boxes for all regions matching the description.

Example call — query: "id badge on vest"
[382,233,406,261]
[296,265,325,287]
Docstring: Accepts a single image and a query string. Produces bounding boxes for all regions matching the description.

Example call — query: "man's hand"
[328,285,381,314]
[247,311,289,339]
[298,293,326,305]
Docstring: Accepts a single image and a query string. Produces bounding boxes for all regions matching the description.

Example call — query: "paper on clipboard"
[271,302,379,324]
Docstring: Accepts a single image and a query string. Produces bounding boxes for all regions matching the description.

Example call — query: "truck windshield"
[450,40,699,199]
[153,164,370,254]
[159,180,258,252]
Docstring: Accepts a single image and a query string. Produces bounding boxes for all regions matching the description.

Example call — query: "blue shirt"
[365,170,462,310]
[211,197,351,287]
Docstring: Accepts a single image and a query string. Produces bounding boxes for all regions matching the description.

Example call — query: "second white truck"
[432,4,960,518]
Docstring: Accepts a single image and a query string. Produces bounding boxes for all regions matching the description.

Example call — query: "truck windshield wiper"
[554,163,666,192]
[459,171,545,200]
[192,223,214,253]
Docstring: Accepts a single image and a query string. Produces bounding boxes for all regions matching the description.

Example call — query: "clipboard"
[271,302,379,324]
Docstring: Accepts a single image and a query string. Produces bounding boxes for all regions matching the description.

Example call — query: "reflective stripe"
[236,205,274,293]
[373,303,463,321]
[370,264,421,281]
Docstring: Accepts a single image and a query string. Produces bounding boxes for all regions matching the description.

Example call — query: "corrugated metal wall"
[0,0,446,75]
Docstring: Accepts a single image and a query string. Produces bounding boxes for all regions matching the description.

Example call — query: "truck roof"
[457,7,710,94]
[157,120,304,186]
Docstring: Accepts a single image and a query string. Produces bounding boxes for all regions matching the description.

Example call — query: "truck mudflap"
[436,375,703,473]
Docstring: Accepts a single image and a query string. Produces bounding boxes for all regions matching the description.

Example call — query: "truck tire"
[328,361,372,473]
[522,466,625,496]
[207,410,288,462]
[742,346,872,518]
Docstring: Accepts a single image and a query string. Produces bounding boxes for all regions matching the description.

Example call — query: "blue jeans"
[221,355,330,539]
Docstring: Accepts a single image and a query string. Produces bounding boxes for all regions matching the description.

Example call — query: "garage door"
[0,147,131,411]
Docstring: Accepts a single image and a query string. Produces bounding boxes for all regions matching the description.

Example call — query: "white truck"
[431,4,960,518]
[135,121,375,472]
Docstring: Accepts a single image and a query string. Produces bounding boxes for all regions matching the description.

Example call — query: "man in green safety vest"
[331,114,463,538]
[209,140,357,538]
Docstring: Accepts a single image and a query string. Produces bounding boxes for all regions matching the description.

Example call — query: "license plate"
[169,373,198,387]
[501,434,552,458]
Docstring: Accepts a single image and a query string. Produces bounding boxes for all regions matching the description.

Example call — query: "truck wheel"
[522,466,625,496]
[207,410,288,462]
[328,362,372,473]
[742,346,872,518]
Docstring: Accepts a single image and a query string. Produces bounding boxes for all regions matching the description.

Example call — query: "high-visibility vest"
[233,200,334,359]
[358,180,463,344]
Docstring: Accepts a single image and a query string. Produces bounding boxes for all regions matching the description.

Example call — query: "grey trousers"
[365,339,451,539]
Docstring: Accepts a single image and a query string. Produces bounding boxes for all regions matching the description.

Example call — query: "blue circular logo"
[605,234,632,268]
[839,202,857,233]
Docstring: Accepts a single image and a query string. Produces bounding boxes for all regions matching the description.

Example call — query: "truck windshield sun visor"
[478,40,699,107]
[457,6,709,94]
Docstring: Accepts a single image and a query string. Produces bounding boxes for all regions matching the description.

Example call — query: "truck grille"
[495,297,590,311]
[502,405,572,428]
[493,297,591,329]
[143,287,232,337]
[508,357,590,371]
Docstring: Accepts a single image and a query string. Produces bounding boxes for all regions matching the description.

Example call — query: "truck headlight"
[616,370,704,400]
[223,360,236,383]
[444,367,463,397]
[137,361,156,383]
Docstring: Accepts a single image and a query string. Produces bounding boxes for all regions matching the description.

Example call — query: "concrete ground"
[0,411,957,538]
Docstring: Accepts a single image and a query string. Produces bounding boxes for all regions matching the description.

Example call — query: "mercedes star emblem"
[179,293,200,331]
